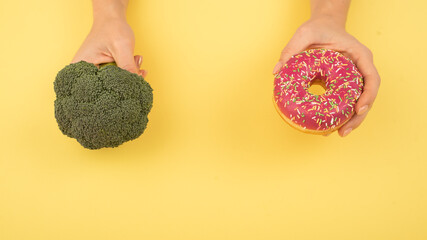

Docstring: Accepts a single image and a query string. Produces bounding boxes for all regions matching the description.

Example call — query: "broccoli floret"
[54,61,153,149]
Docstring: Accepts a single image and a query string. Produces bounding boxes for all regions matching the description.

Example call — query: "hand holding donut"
[273,0,380,137]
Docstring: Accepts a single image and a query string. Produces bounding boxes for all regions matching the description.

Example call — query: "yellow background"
[1,0,426,239]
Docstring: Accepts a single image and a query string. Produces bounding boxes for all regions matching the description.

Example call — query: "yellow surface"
[0,0,426,239]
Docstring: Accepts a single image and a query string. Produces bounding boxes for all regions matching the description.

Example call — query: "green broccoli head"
[54,61,153,149]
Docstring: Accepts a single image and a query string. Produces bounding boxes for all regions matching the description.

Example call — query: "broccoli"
[54,61,153,149]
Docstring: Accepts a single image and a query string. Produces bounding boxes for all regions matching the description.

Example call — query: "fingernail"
[137,56,142,66]
[342,128,352,137]
[358,105,368,115]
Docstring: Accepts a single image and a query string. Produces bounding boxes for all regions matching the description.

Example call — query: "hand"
[273,16,380,137]
[72,18,147,78]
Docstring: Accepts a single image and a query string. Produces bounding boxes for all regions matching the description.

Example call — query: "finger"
[134,55,146,77]
[338,111,368,137]
[72,53,114,65]
[111,46,139,74]
[273,62,284,75]
[356,73,381,116]
[134,55,143,69]
[273,28,312,74]
[349,47,381,115]
[140,69,148,78]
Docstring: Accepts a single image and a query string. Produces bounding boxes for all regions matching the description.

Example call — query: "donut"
[273,49,364,134]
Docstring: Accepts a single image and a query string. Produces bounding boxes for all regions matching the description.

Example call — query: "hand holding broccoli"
[54,0,153,149]
[72,0,146,77]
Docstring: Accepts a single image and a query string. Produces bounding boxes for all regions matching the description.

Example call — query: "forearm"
[92,0,129,24]
[310,0,350,27]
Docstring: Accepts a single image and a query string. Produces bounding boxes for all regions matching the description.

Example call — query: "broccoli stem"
[99,62,117,69]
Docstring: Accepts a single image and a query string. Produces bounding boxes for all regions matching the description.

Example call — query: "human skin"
[72,0,147,77]
[273,0,381,137]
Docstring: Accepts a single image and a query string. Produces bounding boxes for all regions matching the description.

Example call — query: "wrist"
[309,14,347,29]
[310,0,349,28]
[92,0,128,25]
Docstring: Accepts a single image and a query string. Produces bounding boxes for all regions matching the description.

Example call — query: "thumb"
[273,30,312,74]
[111,48,139,74]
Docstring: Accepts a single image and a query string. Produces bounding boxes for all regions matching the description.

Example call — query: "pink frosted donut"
[273,49,364,134]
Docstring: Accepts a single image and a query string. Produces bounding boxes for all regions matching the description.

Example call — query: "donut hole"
[308,79,327,95]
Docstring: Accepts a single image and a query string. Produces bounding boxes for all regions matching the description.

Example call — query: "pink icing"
[274,49,364,131]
